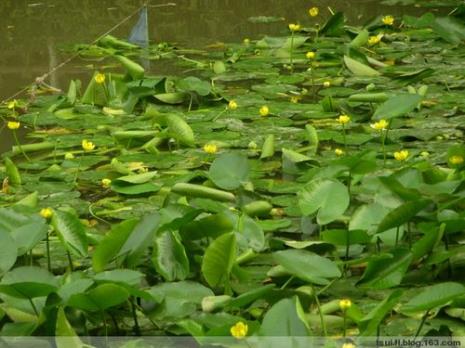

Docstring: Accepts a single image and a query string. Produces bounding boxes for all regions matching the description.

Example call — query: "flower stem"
[290,32,295,72]
[12,130,31,162]
[312,285,327,336]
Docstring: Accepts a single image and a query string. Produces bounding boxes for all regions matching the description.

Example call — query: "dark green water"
[0,0,447,103]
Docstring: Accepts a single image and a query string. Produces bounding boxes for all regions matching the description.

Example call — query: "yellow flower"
[394,150,409,161]
[243,38,250,45]
[420,151,430,158]
[335,148,344,156]
[230,321,248,339]
[40,208,53,219]
[64,152,75,160]
[382,15,394,26]
[7,100,18,110]
[203,143,218,154]
[339,298,352,311]
[323,81,331,88]
[7,121,20,130]
[338,114,351,125]
[259,105,269,117]
[82,139,95,151]
[308,7,319,17]
[370,119,389,131]
[101,178,112,188]
[306,51,316,60]
[290,96,300,104]
[449,155,464,165]
[94,73,106,84]
[342,343,356,348]
[228,100,238,110]
[368,34,383,46]
[288,23,301,32]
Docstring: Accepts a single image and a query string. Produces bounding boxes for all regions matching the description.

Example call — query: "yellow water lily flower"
[40,208,53,219]
[259,105,269,116]
[228,100,238,110]
[288,23,301,32]
[290,96,300,104]
[337,114,351,125]
[7,121,20,130]
[323,81,331,88]
[94,73,106,84]
[342,343,356,348]
[306,51,316,60]
[370,119,389,131]
[203,143,218,154]
[394,150,409,161]
[382,15,394,26]
[7,100,18,110]
[339,298,352,311]
[82,139,95,151]
[101,178,112,188]
[335,148,344,156]
[308,7,319,17]
[449,155,464,165]
[368,34,383,46]
[230,321,248,339]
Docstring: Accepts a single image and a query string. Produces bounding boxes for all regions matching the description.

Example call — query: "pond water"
[0,0,451,153]
[0,0,447,102]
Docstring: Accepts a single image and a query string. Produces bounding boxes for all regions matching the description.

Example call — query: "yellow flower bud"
[394,150,409,161]
[308,7,319,17]
[368,34,383,46]
[7,121,20,130]
[82,139,96,151]
[337,114,351,125]
[288,23,301,32]
[94,73,106,84]
[40,208,53,219]
[230,321,248,339]
[228,100,238,110]
[7,100,18,110]
[306,51,316,60]
[339,298,352,311]
[203,143,218,154]
[335,148,344,156]
[323,81,331,88]
[259,105,269,117]
[382,15,394,26]
[370,119,389,131]
[101,178,112,188]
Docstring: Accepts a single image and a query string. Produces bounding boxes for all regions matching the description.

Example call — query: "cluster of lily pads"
[1,3,465,344]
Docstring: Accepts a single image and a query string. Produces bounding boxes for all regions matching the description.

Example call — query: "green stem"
[381,130,387,167]
[12,130,31,162]
[130,297,141,336]
[290,32,294,72]
[280,276,295,290]
[343,310,347,337]
[414,311,429,338]
[46,232,52,272]
[342,125,347,150]
[29,298,39,317]
[311,285,327,336]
